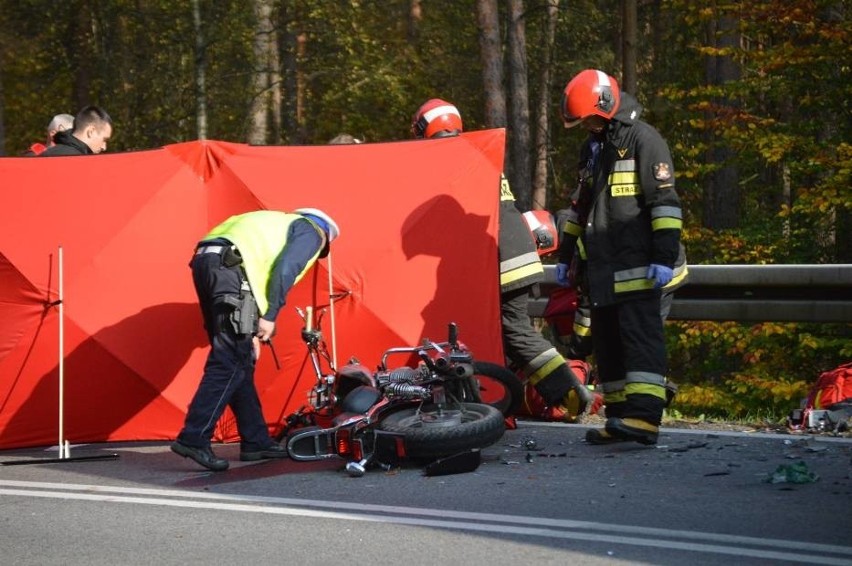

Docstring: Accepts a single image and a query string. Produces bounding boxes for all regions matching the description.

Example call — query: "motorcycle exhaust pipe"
[434,357,473,378]
[345,458,369,477]
[453,363,473,378]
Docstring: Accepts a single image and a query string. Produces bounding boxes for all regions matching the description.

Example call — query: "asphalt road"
[1,422,850,566]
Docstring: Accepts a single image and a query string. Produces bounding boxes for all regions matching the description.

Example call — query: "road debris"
[766,460,820,484]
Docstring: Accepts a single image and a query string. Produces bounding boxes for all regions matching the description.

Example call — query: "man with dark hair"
[40,105,113,156]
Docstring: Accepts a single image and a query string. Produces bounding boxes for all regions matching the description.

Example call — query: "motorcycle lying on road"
[276,305,523,476]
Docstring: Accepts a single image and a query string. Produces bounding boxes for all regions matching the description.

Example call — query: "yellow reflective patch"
[625,383,667,400]
[615,278,655,293]
[564,222,583,236]
[573,324,591,336]
[500,262,544,287]
[652,218,682,230]
[605,391,627,404]
[500,176,515,200]
[610,171,637,184]
[663,266,689,290]
[527,355,567,386]
[611,185,640,197]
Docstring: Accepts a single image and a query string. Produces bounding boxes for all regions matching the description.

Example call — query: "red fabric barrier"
[0,131,505,448]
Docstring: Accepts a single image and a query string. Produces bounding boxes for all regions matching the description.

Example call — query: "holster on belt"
[214,292,258,335]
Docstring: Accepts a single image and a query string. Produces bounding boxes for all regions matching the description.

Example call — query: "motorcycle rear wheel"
[377,402,505,460]
[471,361,524,418]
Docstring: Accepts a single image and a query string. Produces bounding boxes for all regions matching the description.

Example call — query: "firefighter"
[555,70,684,445]
[411,98,594,412]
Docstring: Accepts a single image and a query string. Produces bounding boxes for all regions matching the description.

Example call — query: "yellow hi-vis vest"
[203,211,320,316]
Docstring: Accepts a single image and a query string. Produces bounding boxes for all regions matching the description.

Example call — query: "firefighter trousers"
[502,286,588,406]
[591,292,668,425]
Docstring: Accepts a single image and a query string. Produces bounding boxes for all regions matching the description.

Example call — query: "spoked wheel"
[471,361,524,418]
[377,402,505,460]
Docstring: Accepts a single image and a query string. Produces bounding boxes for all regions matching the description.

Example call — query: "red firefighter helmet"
[522,210,558,257]
[411,98,463,139]
[560,69,621,128]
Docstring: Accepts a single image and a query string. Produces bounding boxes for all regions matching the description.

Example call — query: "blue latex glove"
[647,264,674,288]
[556,263,571,287]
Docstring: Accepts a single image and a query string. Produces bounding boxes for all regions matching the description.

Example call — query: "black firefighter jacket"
[559,93,683,308]
[499,174,544,293]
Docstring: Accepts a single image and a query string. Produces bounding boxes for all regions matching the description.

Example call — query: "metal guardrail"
[530,264,852,323]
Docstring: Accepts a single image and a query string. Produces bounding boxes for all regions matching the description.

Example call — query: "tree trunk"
[248,0,275,145]
[701,10,740,230]
[531,0,559,211]
[192,0,208,141]
[621,0,637,95]
[408,0,422,43]
[68,5,94,111]
[476,0,506,129]
[279,3,298,144]
[295,32,307,142]
[507,0,531,210]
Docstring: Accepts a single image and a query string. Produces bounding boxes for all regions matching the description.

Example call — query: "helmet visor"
[562,116,584,129]
[560,90,584,128]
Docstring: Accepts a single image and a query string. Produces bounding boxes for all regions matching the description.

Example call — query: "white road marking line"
[1,480,850,564]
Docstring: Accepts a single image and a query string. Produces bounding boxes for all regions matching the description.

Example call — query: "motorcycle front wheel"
[377,402,505,460]
[471,361,524,418]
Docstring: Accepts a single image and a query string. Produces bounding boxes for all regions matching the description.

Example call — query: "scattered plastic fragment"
[766,460,819,484]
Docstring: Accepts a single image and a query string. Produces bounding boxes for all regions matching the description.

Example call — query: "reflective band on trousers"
[573,310,591,336]
[605,382,668,403]
[600,371,666,393]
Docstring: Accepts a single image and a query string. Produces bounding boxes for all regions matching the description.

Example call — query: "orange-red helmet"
[522,210,558,256]
[560,69,621,128]
[411,98,463,139]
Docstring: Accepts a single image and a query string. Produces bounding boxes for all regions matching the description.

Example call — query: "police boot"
[604,417,659,445]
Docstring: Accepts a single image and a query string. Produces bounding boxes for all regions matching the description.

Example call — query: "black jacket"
[39,131,93,156]
[558,93,683,307]
[498,174,544,293]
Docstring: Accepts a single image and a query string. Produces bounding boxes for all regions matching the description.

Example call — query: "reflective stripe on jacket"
[558,93,683,307]
[499,174,544,292]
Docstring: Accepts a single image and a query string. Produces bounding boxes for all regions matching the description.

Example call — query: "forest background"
[0,0,849,422]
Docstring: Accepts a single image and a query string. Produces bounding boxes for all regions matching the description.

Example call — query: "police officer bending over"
[172,208,340,471]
